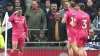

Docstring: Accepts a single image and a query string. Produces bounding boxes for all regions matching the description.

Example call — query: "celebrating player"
[9,7,29,56]
[62,1,79,56]
[71,3,91,56]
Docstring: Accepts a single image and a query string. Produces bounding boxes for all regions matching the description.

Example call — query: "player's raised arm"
[8,11,18,22]
[24,17,28,37]
[61,17,66,24]
[87,14,91,30]
[70,21,76,27]
[61,12,68,24]
[88,22,91,30]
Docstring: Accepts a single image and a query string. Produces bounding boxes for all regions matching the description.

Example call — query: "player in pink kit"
[73,3,91,56]
[62,1,79,56]
[9,7,29,56]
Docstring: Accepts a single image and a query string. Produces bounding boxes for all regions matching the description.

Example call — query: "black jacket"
[48,18,67,41]
[85,6,97,22]
[2,10,14,23]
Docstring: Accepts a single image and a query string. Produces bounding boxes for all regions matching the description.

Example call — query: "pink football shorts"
[68,35,77,44]
[12,34,25,47]
[77,34,88,46]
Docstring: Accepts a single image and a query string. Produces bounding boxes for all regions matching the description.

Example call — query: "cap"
[7,3,13,6]
[39,30,45,34]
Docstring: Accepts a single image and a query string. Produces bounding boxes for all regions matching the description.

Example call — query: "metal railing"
[28,29,48,31]
[27,29,66,47]
[25,41,65,47]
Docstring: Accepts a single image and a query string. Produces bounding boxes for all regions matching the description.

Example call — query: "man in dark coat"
[48,12,67,41]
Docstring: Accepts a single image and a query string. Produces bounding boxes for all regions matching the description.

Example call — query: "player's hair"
[15,7,22,11]
[78,3,85,10]
[69,1,76,8]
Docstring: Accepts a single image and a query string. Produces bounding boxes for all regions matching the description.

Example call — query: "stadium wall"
[0,47,100,56]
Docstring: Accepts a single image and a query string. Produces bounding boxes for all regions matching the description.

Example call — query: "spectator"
[60,0,68,9]
[95,32,100,42]
[92,8,100,30]
[50,0,61,9]
[2,0,15,10]
[45,0,51,29]
[15,0,20,8]
[25,0,47,42]
[47,3,58,37]
[88,29,97,41]
[0,18,4,49]
[14,0,25,16]
[14,0,21,13]
[85,0,97,22]
[48,3,58,23]
[33,0,46,12]
[92,8,100,35]
[34,30,48,47]
[59,1,69,18]
[85,29,100,50]
[40,0,46,4]
[25,0,45,10]
[92,8,100,41]
[2,3,14,49]
[48,12,67,41]
[93,0,100,10]
[45,0,51,13]
[25,0,33,9]
[0,33,5,49]
[75,0,87,6]
[19,0,26,15]
[2,3,14,20]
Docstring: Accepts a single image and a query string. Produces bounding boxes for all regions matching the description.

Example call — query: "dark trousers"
[2,28,12,49]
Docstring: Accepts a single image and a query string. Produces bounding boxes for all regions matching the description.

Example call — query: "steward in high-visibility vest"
[0,20,5,49]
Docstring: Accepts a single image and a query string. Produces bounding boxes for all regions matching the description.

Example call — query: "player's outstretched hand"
[62,18,66,24]
[70,21,76,27]
[63,40,68,43]
[26,37,29,43]
[13,11,19,14]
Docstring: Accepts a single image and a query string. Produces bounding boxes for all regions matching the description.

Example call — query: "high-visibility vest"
[0,19,4,49]
[0,34,5,49]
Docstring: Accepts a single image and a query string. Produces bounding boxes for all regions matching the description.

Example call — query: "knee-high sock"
[18,51,23,56]
[10,50,14,56]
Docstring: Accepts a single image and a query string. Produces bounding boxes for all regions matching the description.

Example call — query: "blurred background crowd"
[0,0,100,50]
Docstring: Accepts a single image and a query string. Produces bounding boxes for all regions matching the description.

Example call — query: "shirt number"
[71,17,76,22]
[82,20,87,29]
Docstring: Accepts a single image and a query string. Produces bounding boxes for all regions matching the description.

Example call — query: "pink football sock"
[9,50,14,56]
[18,51,23,56]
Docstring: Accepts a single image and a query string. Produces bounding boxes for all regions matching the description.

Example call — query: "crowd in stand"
[1,0,100,49]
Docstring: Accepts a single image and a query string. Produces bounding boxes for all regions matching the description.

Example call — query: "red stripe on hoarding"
[0,50,100,56]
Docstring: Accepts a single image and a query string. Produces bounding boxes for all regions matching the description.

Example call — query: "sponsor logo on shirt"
[15,19,24,24]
